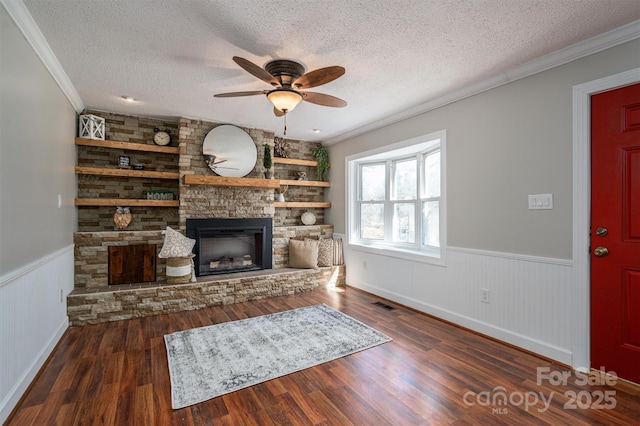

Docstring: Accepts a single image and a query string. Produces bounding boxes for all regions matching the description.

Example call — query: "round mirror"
[202,125,257,177]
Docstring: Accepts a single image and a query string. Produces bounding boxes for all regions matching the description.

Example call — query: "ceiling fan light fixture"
[267,89,303,113]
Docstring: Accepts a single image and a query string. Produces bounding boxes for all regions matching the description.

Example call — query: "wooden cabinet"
[108,244,156,285]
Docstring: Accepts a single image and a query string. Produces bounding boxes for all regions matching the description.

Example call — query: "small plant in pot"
[312,145,330,181]
[263,143,273,179]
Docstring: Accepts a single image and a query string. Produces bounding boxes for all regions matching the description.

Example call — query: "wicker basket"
[166,254,195,284]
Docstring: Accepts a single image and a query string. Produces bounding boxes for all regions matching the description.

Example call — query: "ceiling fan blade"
[213,159,228,165]
[233,56,281,87]
[293,66,345,89]
[273,107,285,117]
[214,90,268,98]
[303,91,347,108]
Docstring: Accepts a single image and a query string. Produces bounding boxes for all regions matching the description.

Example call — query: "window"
[348,130,446,263]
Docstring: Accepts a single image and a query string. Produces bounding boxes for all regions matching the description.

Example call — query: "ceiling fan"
[214,56,347,117]
[203,154,238,171]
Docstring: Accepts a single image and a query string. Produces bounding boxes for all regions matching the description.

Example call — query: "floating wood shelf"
[75,166,179,180]
[273,158,318,167]
[182,174,330,189]
[274,202,331,208]
[183,174,280,189]
[278,179,331,187]
[75,137,180,155]
[75,198,179,207]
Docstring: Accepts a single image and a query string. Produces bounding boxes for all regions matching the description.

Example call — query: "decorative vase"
[264,170,272,179]
[276,184,288,202]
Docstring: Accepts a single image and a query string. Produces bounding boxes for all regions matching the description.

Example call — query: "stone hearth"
[68,266,345,326]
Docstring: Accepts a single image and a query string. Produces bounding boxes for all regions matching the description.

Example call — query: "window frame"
[347,130,447,266]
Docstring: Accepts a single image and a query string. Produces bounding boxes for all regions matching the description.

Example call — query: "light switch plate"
[528,194,553,210]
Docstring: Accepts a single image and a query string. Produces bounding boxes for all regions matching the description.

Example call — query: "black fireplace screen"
[186,218,273,277]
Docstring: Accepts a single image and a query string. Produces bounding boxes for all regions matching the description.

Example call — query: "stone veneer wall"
[73,111,335,289]
[77,111,180,231]
[178,118,326,228]
[274,190,326,226]
[177,118,275,229]
[272,225,334,268]
[74,224,336,287]
[67,266,346,326]
[97,110,180,144]
[74,231,166,288]
[273,135,326,226]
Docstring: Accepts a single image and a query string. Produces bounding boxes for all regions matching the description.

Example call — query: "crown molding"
[326,20,640,145]
[1,0,84,112]
[2,0,637,136]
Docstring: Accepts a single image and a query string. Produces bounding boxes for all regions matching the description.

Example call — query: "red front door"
[591,82,640,384]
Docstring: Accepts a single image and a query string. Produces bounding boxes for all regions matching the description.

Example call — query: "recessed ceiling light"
[121,96,136,102]
[312,129,321,134]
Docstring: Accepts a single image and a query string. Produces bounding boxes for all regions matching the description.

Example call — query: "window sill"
[348,241,446,267]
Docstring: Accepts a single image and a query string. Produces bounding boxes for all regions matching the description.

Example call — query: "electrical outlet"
[362,260,367,270]
[60,288,64,303]
[481,288,490,304]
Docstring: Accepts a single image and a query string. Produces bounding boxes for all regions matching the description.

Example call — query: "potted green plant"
[263,143,273,179]
[312,145,330,181]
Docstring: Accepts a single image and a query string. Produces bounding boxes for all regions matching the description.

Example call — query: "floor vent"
[372,301,397,310]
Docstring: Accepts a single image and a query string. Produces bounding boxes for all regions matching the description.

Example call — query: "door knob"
[595,227,608,237]
[594,246,609,257]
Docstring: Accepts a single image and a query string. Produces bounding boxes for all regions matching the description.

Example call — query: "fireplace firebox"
[186,218,273,277]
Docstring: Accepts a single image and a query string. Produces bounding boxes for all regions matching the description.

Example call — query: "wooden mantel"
[182,174,331,189]
[183,174,280,189]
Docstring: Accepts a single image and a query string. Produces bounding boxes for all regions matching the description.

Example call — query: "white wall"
[0,4,77,423]
[327,39,640,368]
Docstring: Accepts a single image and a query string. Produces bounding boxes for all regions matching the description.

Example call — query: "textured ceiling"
[21,0,640,143]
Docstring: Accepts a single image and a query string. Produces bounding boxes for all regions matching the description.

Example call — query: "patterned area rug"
[164,304,392,409]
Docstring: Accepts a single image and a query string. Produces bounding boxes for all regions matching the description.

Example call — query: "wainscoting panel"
[0,245,74,424]
[345,245,574,364]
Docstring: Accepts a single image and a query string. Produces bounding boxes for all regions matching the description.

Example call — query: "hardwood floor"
[7,286,640,425]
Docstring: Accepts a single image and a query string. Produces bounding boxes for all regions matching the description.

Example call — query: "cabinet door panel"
[109,244,156,285]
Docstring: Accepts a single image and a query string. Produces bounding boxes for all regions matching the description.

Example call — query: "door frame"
[572,67,640,373]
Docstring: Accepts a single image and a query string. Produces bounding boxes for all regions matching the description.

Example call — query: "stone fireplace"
[186,218,273,276]
[72,112,342,291]
[69,111,346,326]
